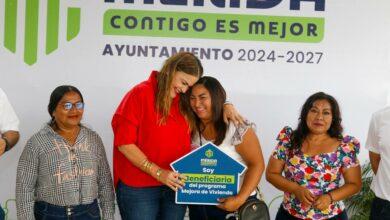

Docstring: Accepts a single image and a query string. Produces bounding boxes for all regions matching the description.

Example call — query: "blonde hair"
[156,52,203,127]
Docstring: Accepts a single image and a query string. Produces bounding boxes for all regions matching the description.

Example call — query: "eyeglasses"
[62,102,84,110]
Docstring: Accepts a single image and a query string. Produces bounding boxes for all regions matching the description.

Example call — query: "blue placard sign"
[171,142,246,205]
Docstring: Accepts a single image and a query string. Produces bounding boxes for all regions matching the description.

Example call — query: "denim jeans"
[275,204,348,220]
[370,196,390,220]
[34,199,100,220]
[0,205,4,220]
[116,181,186,220]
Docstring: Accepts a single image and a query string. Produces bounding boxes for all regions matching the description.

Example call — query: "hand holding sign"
[157,169,186,191]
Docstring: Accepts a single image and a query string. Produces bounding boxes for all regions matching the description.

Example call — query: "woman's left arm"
[314,166,362,210]
[217,128,265,212]
[96,136,116,220]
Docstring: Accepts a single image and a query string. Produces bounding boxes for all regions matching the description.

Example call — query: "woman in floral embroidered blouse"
[266,92,362,220]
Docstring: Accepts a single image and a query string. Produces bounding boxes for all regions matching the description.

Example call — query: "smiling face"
[52,91,84,129]
[306,99,333,135]
[170,71,199,98]
[190,84,212,122]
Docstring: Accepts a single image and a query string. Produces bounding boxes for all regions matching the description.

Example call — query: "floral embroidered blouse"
[272,126,360,219]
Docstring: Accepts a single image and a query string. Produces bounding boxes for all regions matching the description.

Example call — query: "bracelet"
[141,158,148,169]
[328,192,334,203]
[146,162,154,172]
[142,160,154,174]
[156,168,163,181]
[141,159,152,171]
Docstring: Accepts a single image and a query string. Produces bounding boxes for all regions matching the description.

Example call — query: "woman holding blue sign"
[188,76,265,219]
[266,92,362,220]
[112,52,243,220]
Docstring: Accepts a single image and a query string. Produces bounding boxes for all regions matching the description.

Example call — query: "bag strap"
[256,186,265,201]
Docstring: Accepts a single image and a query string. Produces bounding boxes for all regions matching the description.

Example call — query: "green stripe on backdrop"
[67,8,81,41]
[4,0,18,53]
[24,0,39,65]
[46,0,60,54]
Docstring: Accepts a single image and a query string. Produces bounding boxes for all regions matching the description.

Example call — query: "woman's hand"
[314,194,332,210]
[158,170,186,191]
[223,103,244,125]
[217,196,246,212]
[292,185,315,207]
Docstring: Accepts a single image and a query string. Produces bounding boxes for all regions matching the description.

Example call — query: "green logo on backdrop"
[2,0,81,65]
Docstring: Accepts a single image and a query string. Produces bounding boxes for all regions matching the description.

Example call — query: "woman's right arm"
[16,139,39,220]
[266,157,315,206]
[217,128,264,212]
[118,144,185,191]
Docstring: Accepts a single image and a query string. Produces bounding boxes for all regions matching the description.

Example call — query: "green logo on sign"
[205,149,213,158]
[2,0,81,65]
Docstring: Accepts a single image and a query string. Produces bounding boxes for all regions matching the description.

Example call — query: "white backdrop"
[1,1,390,219]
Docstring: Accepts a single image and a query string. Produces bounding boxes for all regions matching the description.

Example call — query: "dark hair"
[190,76,227,146]
[48,85,84,123]
[291,92,343,149]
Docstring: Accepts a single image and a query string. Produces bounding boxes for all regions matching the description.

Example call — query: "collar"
[41,123,87,143]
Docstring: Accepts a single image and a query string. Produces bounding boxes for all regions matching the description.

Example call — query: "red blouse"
[112,71,191,187]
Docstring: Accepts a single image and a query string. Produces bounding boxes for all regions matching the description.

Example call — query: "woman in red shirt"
[112,52,241,220]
